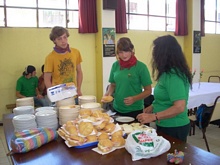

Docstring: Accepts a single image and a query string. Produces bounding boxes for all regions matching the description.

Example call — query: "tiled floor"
[187,124,220,156]
[0,123,219,165]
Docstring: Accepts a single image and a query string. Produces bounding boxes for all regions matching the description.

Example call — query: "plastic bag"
[125,129,171,161]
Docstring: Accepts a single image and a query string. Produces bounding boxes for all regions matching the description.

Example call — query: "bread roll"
[79,122,94,136]
[111,136,125,147]
[79,109,92,117]
[91,110,103,118]
[111,130,123,137]
[66,125,77,135]
[69,135,84,143]
[104,123,116,133]
[98,139,113,152]
[101,96,113,103]
[95,121,107,131]
[98,132,109,140]
[86,135,97,143]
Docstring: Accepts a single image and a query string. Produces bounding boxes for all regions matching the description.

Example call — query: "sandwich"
[98,132,109,140]
[98,139,113,152]
[79,122,94,136]
[86,135,97,143]
[101,96,114,103]
[79,109,92,118]
[104,123,116,133]
[111,136,125,147]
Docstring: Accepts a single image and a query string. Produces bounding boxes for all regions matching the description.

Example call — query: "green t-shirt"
[153,70,190,127]
[109,60,152,113]
[16,76,38,97]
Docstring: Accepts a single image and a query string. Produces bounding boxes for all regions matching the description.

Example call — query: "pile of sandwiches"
[57,108,125,153]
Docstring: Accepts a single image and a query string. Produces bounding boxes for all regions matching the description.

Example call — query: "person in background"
[137,35,192,142]
[102,37,152,119]
[44,26,83,104]
[16,65,48,107]
[38,65,51,106]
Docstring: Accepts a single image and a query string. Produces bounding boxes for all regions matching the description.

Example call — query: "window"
[205,0,220,34]
[0,0,79,28]
[125,0,176,31]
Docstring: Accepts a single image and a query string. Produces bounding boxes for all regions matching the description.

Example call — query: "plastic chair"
[208,76,220,83]
[189,96,220,152]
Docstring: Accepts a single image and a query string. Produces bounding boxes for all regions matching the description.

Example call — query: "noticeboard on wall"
[193,31,201,53]
[102,28,116,57]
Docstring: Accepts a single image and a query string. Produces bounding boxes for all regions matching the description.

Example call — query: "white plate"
[13,114,35,121]
[115,116,135,123]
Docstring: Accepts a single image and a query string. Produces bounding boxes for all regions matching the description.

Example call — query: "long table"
[188,82,220,109]
[3,113,220,165]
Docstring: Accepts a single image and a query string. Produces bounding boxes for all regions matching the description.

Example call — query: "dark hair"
[41,65,44,73]
[151,35,192,86]
[23,65,36,76]
[49,26,69,41]
[116,37,134,54]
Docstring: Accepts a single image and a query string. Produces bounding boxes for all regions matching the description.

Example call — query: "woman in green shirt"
[103,37,152,119]
[137,35,192,142]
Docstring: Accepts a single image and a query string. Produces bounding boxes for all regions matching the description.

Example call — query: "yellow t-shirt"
[44,48,82,86]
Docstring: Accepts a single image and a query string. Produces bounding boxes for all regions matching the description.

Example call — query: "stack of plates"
[13,106,34,116]
[12,114,37,132]
[59,105,80,125]
[78,95,96,105]
[81,102,101,110]
[16,97,34,107]
[35,106,57,113]
[35,110,58,130]
[56,97,75,107]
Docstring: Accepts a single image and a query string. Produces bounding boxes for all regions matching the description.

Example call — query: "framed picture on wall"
[102,28,116,57]
[193,31,201,53]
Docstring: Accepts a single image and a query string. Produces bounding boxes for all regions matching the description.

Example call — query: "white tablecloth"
[188,82,220,109]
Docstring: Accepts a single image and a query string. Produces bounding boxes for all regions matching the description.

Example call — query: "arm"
[38,75,46,93]
[137,100,186,124]
[35,87,43,99]
[76,64,83,96]
[44,72,52,89]
[124,85,152,106]
[16,91,26,98]
[104,83,116,96]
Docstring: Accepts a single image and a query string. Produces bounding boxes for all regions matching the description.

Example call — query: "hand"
[143,105,153,113]
[77,89,82,96]
[124,97,134,105]
[136,113,156,124]
[37,94,43,99]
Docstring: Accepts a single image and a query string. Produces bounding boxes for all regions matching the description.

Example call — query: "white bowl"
[80,102,101,109]
[13,106,34,115]
[56,97,75,107]
[35,107,55,112]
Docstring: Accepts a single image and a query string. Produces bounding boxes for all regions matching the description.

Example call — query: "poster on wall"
[193,31,201,53]
[102,28,116,57]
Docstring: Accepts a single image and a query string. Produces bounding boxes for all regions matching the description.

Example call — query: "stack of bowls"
[16,97,34,107]
[78,95,96,105]
[12,114,37,132]
[13,106,35,116]
[56,97,75,107]
[80,102,101,110]
[58,105,80,125]
[35,110,58,130]
[35,106,57,113]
